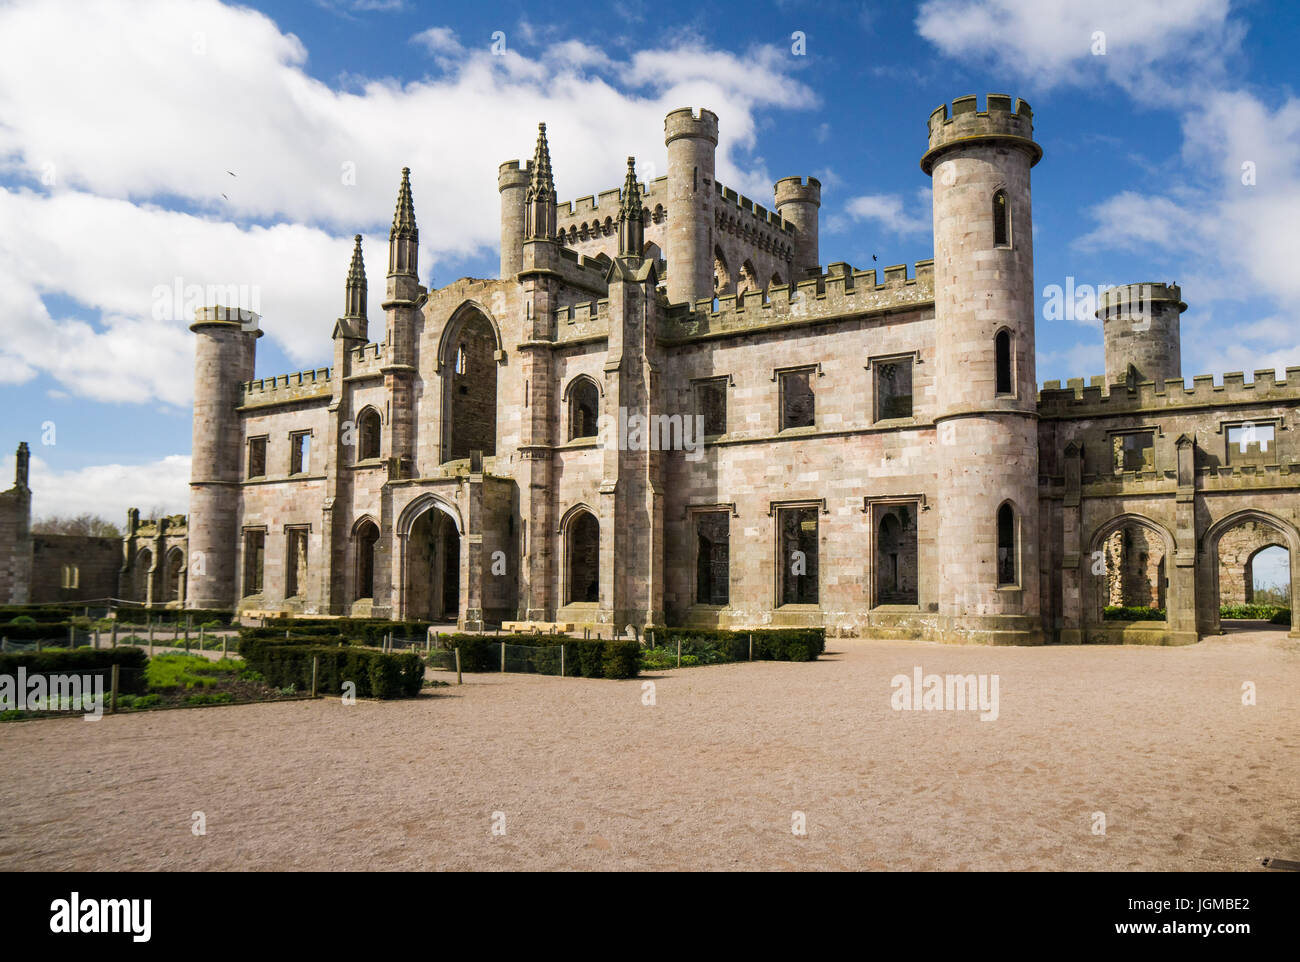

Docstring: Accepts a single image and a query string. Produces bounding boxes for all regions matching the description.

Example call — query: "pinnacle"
[391,167,417,237]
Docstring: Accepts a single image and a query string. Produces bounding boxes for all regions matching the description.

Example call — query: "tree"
[31,514,122,538]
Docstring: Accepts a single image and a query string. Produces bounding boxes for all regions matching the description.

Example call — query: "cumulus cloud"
[831,192,931,237]
[0,0,818,407]
[2,450,193,521]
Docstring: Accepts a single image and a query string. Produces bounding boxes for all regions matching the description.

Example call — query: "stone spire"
[388,167,418,277]
[13,441,28,489]
[525,122,556,241]
[344,234,366,319]
[618,156,644,258]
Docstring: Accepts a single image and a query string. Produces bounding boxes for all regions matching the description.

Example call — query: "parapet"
[498,159,532,191]
[1096,282,1187,319]
[1038,367,1300,417]
[191,305,261,334]
[774,176,822,209]
[659,259,934,342]
[240,366,332,408]
[715,180,795,235]
[664,107,719,147]
[920,94,1041,174]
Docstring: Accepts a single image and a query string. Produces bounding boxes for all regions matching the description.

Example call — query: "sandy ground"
[1,625,1296,871]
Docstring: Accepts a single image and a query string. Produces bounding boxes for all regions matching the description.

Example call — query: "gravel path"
[1,626,1296,871]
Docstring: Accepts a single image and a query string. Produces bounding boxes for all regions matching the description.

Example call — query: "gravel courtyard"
[1,625,1296,871]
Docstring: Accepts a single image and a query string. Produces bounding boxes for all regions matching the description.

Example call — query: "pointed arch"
[396,493,464,539]
[355,406,381,461]
[992,187,1011,248]
[994,327,1014,396]
[713,245,733,295]
[439,301,501,462]
[563,374,602,441]
[996,500,1019,587]
[560,504,600,605]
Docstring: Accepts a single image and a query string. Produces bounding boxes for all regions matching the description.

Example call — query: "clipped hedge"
[0,647,149,695]
[1103,606,1167,622]
[239,639,423,698]
[1220,603,1289,620]
[643,627,825,663]
[257,618,434,646]
[0,621,77,641]
[433,633,640,679]
[0,606,79,623]
[1270,608,1292,626]
[239,628,358,646]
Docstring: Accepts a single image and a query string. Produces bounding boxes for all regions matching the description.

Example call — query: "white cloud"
[0,0,818,406]
[2,451,193,521]
[831,192,930,237]
[915,0,1238,100]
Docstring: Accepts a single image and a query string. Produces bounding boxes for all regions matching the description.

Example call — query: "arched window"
[357,408,381,461]
[995,330,1013,395]
[568,377,599,441]
[355,520,379,600]
[992,189,1010,248]
[997,503,1017,587]
[455,344,467,375]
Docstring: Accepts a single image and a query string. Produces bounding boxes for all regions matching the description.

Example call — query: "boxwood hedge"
[433,633,640,679]
[0,646,149,694]
[238,638,423,698]
[642,627,824,663]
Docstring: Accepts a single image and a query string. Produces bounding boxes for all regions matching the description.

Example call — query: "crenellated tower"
[498,160,530,278]
[663,107,718,305]
[774,176,821,279]
[187,306,260,610]
[1099,281,1185,388]
[922,94,1044,644]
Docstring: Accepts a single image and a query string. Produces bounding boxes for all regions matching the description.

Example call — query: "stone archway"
[1203,509,1299,635]
[439,302,501,463]
[1083,513,1185,642]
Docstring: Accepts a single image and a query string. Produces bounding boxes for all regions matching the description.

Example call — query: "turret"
[663,107,718,304]
[1098,282,1185,388]
[498,159,530,278]
[187,305,260,609]
[617,157,644,258]
[924,94,1044,645]
[774,176,821,279]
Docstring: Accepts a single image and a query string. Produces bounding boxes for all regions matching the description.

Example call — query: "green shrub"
[640,627,825,666]
[185,692,234,706]
[1220,603,1288,621]
[240,641,423,699]
[1270,608,1292,626]
[0,646,148,694]
[431,633,640,679]
[1103,606,1166,622]
[9,615,37,626]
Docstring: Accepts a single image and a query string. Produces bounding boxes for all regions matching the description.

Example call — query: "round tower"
[774,176,821,279]
[922,93,1044,644]
[498,159,530,279]
[663,107,718,305]
[188,306,260,610]
[1098,282,1185,387]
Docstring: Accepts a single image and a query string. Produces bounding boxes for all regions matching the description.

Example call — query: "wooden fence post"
[749,633,753,661]
[311,656,319,698]
[110,665,119,714]
[68,625,75,648]
[500,641,505,673]
[110,623,117,648]
[677,637,681,668]
[222,635,228,657]
[560,644,565,678]
[199,626,206,651]
[455,647,462,685]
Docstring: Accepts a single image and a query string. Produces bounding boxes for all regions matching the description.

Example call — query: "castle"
[97,95,1300,643]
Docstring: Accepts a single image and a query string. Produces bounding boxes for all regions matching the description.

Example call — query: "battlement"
[557,176,665,221]
[349,341,385,377]
[241,366,332,407]
[921,94,1040,174]
[774,176,822,209]
[1096,281,1187,318]
[660,259,934,341]
[498,159,532,189]
[1038,368,1300,417]
[715,180,794,234]
[664,107,719,146]
[128,512,187,537]
[190,304,261,334]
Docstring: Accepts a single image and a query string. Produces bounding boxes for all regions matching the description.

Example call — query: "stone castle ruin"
[14,94,1293,643]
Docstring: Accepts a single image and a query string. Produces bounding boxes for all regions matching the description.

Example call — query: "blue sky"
[0,0,1298,539]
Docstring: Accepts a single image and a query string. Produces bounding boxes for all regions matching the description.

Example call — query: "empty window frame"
[779,368,816,430]
[778,506,819,605]
[285,527,309,598]
[694,511,730,605]
[247,436,268,479]
[995,331,1013,395]
[694,377,728,437]
[874,357,914,421]
[243,528,266,596]
[993,189,1010,248]
[1225,422,1277,466]
[1111,430,1155,473]
[996,503,1018,587]
[290,431,311,474]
